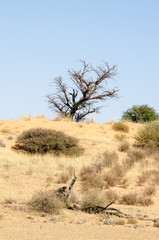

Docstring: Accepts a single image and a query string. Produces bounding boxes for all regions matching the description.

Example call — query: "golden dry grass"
[0,117,159,240]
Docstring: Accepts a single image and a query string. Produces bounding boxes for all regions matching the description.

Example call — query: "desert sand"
[0,117,159,240]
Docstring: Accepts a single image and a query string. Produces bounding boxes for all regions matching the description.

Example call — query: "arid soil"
[0,117,159,240]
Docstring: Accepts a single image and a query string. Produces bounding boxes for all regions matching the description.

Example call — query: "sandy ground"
[0,117,159,239]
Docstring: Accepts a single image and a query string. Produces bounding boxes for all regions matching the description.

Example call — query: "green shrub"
[13,128,84,156]
[135,122,159,148]
[112,122,129,133]
[122,105,159,123]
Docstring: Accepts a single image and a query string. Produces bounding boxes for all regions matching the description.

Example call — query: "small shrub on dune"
[112,122,129,133]
[128,148,146,162]
[122,157,136,171]
[114,133,126,141]
[137,171,151,186]
[137,196,154,206]
[105,190,119,202]
[118,141,130,152]
[135,122,159,148]
[56,172,70,184]
[13,128,84,156]
[102,151,118,168]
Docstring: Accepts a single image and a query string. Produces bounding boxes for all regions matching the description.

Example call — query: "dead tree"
[47,60,119,122]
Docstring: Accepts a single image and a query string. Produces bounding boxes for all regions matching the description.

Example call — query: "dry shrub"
[143,185,156,196]
[127,218,138,224]
[122,157,135,171]
[92,161,104,173]
[154,221,159,228]
[80,166,105,191]
[103,172,119,187]
[115,219,125,225]
[57,172,70,184]
[28,191,64,214]
[128,148,146,162]
[81,189,106,210]
[102,151,118,168]
[105,190,118,202]
[114,133,126,141]
[151,170,159,185]
[120,192,154,206]
[137,171,151,186]
[112,122,129,133]
[0,138,6,148]
[120,193,138,205]
[137,196,154,206]
[103,164,125,187]
[118,141,130,152]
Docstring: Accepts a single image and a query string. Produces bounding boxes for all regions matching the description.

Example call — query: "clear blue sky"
[0,0,159,123]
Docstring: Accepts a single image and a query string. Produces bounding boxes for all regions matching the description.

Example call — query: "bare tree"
[47,60,119,122]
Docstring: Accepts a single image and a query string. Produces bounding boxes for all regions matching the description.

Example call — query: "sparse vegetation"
[81,189,106,210]
[112,122,129,133]
[128,148,146,162]
[13,128,84,156]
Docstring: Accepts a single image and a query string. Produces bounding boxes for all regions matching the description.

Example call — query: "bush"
[102,151,118,168]
[81,189,106,210]
[135,122,159,148]
[118,141,130,152]
[112,122,129,133]
[13,128,84,156]
[122,105,159,123]
[28,191,64,214]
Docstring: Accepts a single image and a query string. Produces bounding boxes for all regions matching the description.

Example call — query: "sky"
[0,0,159,123]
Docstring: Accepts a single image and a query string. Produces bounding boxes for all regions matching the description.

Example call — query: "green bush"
[13,128,84,156]
[122,105,159,123]
[112,122,129,133]
[135,122,159,148]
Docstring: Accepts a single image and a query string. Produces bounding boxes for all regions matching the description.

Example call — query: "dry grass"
[154,221,159,228]
[143,185,156,196]
[128,148,147,162]
[120,192,154,206]
[102,151,118,168]
[118,141,130,152]
[114,133,126,141]
[127,218,138,224]
[56,171,71,184]
[28,190,65,214]
[105,189,119,202]
[81,189,106,209]
[112,122,129,133]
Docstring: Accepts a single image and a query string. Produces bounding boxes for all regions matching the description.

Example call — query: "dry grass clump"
[118,141,130,152]
[103,163,125,187]
[120,193,138,205]
[112,122,129,133]
[137,196,154,206]
[0,138,6,148]
[128,148,146,162]
[81,189,106,210]
[13,128,84,156]
[143,185,156,196]
[135,121,159,148]
[56,171,71,184]
[127,218,138,224]
[114,219,125,225]
[80,166,105,191]
[102,151,118,168]
[105,190,119,202]
[122,157,136,171]
[154,221,159,228]
[114,133,126,141]
[120,192,154,206]
[28,191,65,214]
[137,171,152,186]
